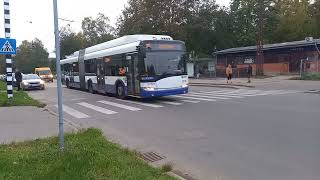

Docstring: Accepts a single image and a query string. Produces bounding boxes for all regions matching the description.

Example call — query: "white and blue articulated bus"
[60,34,189,98]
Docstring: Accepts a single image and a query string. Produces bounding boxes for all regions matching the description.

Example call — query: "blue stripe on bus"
[140,87,188,98]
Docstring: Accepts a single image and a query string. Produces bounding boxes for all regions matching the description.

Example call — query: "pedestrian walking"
[15,70,22,91]
[247,64,253,83]
[226,64,233,84]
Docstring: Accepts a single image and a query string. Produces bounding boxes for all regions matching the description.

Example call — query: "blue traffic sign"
[0,38,16,55]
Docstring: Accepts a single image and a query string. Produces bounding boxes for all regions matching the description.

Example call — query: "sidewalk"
[0,106,74,144]
[189,75,320,90]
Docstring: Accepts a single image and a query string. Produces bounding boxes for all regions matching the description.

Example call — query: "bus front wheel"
[116,84,126,99]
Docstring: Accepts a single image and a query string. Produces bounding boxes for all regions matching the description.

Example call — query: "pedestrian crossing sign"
[0,38,16,55]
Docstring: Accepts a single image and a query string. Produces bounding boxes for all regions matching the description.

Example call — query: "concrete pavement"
[189,75,320,91]
[0,106,74,144]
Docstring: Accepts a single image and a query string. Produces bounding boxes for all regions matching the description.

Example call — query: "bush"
[301,73,320,81]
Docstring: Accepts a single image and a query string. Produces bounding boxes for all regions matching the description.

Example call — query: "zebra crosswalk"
[55,89,299,119]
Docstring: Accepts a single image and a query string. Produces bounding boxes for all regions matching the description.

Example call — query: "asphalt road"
[28,82,320,180]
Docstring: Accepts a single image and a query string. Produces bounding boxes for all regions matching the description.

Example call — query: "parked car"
[21,74,45,90]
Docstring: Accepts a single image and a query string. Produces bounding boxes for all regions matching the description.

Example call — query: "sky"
[0,0,230,58]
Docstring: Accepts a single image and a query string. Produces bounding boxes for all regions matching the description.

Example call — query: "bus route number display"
[146,43,184,51]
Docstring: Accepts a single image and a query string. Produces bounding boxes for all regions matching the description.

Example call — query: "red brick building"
[215,38,320,77]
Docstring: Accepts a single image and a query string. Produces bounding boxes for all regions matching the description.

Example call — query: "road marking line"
[199,89,253,95]
[204,91,264,97]
[173,95,216,101]
[183,94,230,100]
[216,90,262,95]
[115,99,164,108]
[55,105,89,119]
[180,100,200,103]
[160,101,183,106]
[264,90,298,95]
[98,100,142,111]
[189,92,244,98]
[77,102,117,115]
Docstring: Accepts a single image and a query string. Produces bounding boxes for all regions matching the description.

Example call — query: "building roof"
[216,38,320,55]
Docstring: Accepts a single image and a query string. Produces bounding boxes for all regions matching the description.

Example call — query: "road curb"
[42,108,82,131]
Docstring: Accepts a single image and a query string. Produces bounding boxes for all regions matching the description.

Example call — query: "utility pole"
[256,0,264,76]
[3,0,13,98]
[53,0,64,151]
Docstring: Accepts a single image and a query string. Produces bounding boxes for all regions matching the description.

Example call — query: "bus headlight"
[143,87,155,91]
[141,82,156,91]
[182,84,188,88]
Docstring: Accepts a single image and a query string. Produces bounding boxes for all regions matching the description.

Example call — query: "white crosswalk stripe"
[188,92,244,98]
[201,90,265,97]
[52,90,299,119]
[182,93,230,100]
[201,89,247,95]
[115,99,164,108]
[160,101,183,106]
[98,100,142,111]
[213,90,262,95]
[180,100,200,103]
[78,102,117,115]
[56,105,89,119]
[173,95,217,102]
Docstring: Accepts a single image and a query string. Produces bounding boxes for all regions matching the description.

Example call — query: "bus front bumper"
[140,87,188,98]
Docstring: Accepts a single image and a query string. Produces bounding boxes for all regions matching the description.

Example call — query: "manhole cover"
[139,152,166,163]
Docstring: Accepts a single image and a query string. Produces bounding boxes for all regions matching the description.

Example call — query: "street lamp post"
[53,0,64,151]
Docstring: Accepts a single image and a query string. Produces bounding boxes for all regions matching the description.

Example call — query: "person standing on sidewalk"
[15,70,22,91]
[247,64,253,83]
[226,64,233,84]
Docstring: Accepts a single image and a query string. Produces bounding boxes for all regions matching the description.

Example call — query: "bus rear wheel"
[116,84,126,99]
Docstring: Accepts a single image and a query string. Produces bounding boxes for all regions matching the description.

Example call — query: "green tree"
[117,0,194,40]
[13,39,49,73]
[310,0,320,37]
[60,26,86,59]
[118,0,228,56]
[229,0,275,47]
[272,0,316,42]
[82,13,115,46]
[48,58,56,74]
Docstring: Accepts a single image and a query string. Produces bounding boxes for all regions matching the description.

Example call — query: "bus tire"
[88,81,95,94]
[116,83,126,99]
[66,79,70,89]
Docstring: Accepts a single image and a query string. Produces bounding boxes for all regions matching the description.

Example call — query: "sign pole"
[3,0,13,99]
[53,0,64,151]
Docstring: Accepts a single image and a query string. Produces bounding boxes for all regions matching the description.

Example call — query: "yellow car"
[35,67,54,82]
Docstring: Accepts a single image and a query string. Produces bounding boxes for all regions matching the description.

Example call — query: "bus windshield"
[145,51,186,77]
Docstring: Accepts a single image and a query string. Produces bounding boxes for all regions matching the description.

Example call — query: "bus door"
[96,60,105,92]
[126,54,140,95]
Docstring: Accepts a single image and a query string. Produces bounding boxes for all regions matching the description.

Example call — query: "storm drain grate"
[139,152,166,163]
